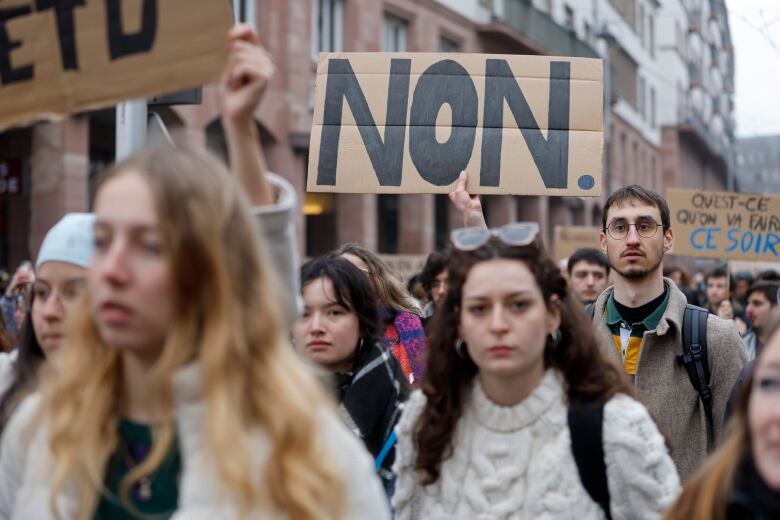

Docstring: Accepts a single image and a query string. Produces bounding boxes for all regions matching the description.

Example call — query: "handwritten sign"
[667,188,780,261]
[0,0,232,130]
[553,225,602,261]
[308,52,603,195]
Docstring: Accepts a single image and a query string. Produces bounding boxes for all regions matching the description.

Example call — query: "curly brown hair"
[414,237,635,485]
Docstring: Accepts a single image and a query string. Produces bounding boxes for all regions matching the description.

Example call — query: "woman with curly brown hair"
[392,223,680,519]
[664,309,780,520]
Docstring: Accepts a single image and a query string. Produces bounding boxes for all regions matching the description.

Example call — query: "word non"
[317,58,579,190]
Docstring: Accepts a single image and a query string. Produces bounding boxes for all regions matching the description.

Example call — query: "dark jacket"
[337,340,410,495]
[727,455,780,519]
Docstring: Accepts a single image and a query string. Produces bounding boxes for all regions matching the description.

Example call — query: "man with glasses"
[591,185,746,481]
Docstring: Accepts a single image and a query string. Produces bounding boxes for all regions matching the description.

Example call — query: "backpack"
[577,303,713,517]
[584,302,712,439]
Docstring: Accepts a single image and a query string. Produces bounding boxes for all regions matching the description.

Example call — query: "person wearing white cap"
[0,212,94,430]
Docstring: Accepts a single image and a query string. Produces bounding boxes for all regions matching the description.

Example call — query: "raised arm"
[220,24,301,326]
[220,24,276,206]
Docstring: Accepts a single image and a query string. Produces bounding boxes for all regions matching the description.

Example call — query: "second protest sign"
[667,188,780,262]
[308,52,603,196]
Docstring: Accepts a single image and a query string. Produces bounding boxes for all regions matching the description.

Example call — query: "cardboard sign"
[0,0,232,130]
[667,189,780,262]
[308,52,603,196]
[553,225,602,261]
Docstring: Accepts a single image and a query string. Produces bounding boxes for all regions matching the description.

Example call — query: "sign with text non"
[0,0,232,130]
[308,52,603,196]
[667,188,780,262]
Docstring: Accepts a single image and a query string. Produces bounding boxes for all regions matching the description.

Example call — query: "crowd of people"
[0,23,776,520]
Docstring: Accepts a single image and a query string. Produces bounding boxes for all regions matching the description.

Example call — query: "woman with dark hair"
[393,224,680,519]
[294,256,410,496]
[664,309,780,520]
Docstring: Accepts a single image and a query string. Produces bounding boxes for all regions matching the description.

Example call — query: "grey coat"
[591,278,747,481]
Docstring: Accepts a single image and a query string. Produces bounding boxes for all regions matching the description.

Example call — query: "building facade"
[736,135,780,195]
[0,0,737,268]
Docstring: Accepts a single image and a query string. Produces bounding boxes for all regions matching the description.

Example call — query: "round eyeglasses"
[604,219,664,240]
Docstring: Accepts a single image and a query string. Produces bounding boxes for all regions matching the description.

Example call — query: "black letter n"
[481,60,571,188]
[317,58,411,186]
[106,0,157,60]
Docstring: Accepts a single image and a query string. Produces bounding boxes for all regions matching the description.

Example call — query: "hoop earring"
[548,329,562,348]
[454,339,466,359]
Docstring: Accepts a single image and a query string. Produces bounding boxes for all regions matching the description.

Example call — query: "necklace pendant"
[138,478,152,501]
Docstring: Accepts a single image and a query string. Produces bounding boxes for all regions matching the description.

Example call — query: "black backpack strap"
[676,304,714,446]
[568,398,612,520]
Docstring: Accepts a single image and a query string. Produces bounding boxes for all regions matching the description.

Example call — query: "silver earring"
[549,329,562,348]
[454,339,466,359]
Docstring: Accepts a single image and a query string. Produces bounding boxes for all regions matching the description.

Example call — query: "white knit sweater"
[392,370,681,519]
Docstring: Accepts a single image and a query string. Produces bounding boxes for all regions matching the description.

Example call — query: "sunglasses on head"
[450,222,540,251]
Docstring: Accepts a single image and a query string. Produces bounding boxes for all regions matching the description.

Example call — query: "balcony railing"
[688,9,702,34]
[496,0,598,58]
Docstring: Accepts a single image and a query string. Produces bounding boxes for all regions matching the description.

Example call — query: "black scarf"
[336,340,410,493]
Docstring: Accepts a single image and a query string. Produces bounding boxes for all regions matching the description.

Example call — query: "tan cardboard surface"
[309,52,603,196]
[553,225,603,261]
[0,0,232,130]
[667,188,780,262]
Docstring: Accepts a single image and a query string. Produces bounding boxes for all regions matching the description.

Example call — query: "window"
[584,21,593,43]
[378,195,399,254]
[650,87,656,127]
[439,36,460,53]
[565,5,575,32]
[638,76,645,117]
[638,3,645,46]
[311,0,344,59]
[434,195,450,250]
[649,15,655,57]
[383,14,408,52]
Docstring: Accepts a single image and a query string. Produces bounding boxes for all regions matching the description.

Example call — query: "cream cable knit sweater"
[393,370,681,519]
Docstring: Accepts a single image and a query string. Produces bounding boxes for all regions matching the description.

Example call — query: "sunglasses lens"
[499,223,539,246]
[451,228,490,250]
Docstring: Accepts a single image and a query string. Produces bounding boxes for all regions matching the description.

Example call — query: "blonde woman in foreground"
[0,26,387,520]
[664,308,780,520]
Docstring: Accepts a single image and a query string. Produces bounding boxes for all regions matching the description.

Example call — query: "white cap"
[35,213,96,270]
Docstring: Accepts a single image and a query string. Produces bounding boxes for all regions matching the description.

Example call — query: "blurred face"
[431,269,448,306]
[569,260,608,304]
[293,277,360,373]
[31,261,87,356]
[601,203,671,282]
[458,259,560,381]
[90,172,173,362]
[747,292,773,331]
[749,329,780,490]
[735,279,751,300]
[706,276,729,306]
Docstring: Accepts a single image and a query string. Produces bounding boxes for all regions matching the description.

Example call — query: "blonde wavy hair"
[334,243,420,316]
[664,309,780,520]
[36,147,344,519]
